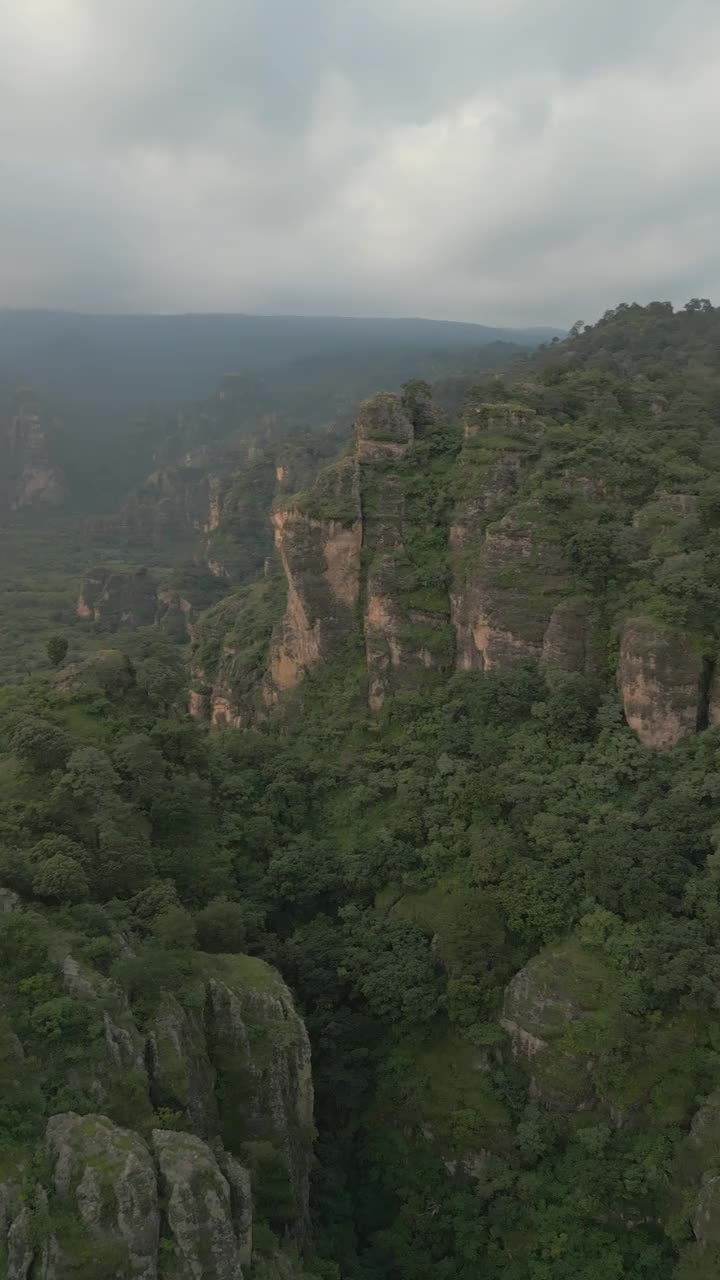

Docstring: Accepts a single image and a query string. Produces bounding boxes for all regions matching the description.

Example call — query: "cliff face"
[2,387,66,510]
[77,567,160,629]
[77,568,198,642]
[190,580,285,728]
[449,402,578,675]
[92,378,343,595]
[617,617,706,749]
[358,394,416,711]
[187,377,720,750]
[261,390,455,714]
[264,458,362,705]
[0,932,314,1280]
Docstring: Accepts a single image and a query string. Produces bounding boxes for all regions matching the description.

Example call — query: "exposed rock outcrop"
[669,1091,720,1264]
[3,387,65,510]
[146,995,218,1137]
[355,391,414,460]
[358,391,452,708]
[618,617,705,749]
[76,570,195,643]
[156,590,195,643]
[153,1129,250,1280]
[541,597,602,679]
[0,943,315,1278]
[501,943,614,1112]
[204,955,314,1227]
[46,1112,160,1279]
[77,567,158,629]
[265,457,361,704]
[451,501,569,672]
[184,384,720,748]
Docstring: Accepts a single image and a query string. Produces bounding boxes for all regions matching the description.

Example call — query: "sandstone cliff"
[617,617,706,749]
[184,377,720,750]
[2,387,66,510]
[260,390,456,714]
[263,457,362,705]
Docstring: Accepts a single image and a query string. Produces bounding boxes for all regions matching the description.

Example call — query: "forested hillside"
[4,301,720,1278]
[0,312,558,409]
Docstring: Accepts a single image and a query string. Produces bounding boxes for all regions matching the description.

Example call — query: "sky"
[1,0,719,327]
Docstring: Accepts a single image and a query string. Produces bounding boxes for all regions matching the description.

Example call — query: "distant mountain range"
[0,310,564,409]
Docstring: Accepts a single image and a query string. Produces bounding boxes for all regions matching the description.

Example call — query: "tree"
[32,854,89,903]
[151,905,197,951]
[12,717,71,773]
[46,635,69,668]
[196,898,264,953]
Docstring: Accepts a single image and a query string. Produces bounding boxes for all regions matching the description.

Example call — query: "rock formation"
[76,569,196,642]
[618,617,706,749]
[264,456,362,705]
[0,942,314,1279]
[185,384,720,751]
[2,387,66,510]
[77,567,159,629]
[501,943,614,1113]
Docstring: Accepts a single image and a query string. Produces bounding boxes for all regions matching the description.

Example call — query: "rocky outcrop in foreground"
[0,940,314,1280]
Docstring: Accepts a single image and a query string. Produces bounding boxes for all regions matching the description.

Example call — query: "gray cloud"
[1,0,719,324]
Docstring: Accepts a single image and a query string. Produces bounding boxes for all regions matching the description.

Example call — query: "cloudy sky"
[1,0,719,326]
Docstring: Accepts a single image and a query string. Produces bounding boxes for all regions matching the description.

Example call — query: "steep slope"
[11,301,720,1280]
[192,303,720,750]
[1,386,66,512]
[0,656,321,1280]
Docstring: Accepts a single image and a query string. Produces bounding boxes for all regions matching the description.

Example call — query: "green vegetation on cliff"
[7,302,720,1277]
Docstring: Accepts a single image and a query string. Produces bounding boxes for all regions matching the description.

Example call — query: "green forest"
[4,301,720,1277]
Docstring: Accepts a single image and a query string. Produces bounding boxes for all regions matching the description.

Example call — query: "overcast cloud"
[1,0,719,325]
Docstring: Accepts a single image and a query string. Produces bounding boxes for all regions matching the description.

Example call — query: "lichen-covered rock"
[0,1180,34,1280]
[501,943,613,1112]
[152,1130,247,1280]
[77,567,158,629]
[203,955,314,1228]
[694,1176,720,1250]
[45,1112,160,1279]
[0,943,315,1275]
[61,952,146,1076]
[668,1090,720,1258]
[6,1205,34,1280]
[218,1152,253,1270]
[146,995,218,1137]
[618,617,704,749]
